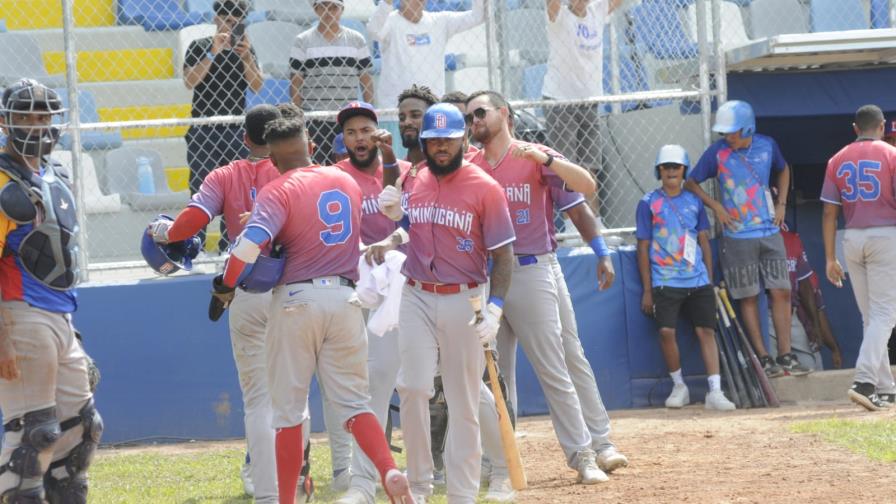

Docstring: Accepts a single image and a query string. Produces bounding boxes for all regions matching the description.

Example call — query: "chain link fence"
[0,0,892,273]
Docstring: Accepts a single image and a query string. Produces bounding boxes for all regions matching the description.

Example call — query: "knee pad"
[2,407,61,482]
[43,473,87,504]
[44,399,102,500]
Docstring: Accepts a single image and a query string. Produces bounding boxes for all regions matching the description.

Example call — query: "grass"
[790,418,896,463]
[90,441,456,503]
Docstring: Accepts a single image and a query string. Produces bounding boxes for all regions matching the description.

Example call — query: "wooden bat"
[469,296,528,491]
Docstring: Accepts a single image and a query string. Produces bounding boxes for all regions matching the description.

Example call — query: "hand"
[470,302,502,348]
[773,203,786,227]
[372,129,395,158]
[211,32,229,55]
[831,349,843,369]
[149,219,172,244]
[234,37,252,60]
[597,256,615,291]
[825,259,845,288]
[640,291,654,317]
[364,239,395,266]
[209,275,236,322]
[511,144,548,165]
[0,325,19,381]
[712,202,738,231]
[378,185,404,221]
[239,211,251,226]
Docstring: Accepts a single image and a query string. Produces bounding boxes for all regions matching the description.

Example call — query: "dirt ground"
[513,402,896,503]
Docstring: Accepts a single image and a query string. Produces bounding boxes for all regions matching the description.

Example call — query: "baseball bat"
[718,285,780,408]
[470,296,528,491]
[715,290,758,407]
[713,326,741,409]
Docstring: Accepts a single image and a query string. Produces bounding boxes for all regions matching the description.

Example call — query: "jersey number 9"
[318,190,352,245]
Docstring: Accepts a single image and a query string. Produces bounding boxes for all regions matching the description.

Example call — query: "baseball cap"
[337,101,377,127]
[311,0,344,5]
[885,118,896,138]
[333,133,347,155]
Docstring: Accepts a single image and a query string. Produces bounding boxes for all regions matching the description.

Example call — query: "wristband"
[486,296,504,309]
[383,162,398,169]
[543,153,554,167]
[589,236,611,258]
[206,51,215,61]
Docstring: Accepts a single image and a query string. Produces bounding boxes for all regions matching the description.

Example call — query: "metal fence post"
[712,0,727,104]
[696,0,712,148]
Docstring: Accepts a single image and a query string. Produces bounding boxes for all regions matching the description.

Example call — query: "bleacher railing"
[1,0,891,277]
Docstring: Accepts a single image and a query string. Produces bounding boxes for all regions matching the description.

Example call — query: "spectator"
[684,100,811,378]
[367,0,484,107]
[290,0,373,165]
[885,118,896,147]
[183,0,263,195]
[543,0,620,201]
[383,84,438,187]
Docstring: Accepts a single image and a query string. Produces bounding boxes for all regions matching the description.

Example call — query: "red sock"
[275,425,303,504]
[346,412,397,486]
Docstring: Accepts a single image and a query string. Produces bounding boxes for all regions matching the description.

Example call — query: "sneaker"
[335,488,373,504]
[596,447,628,473]
[480,457,493,484]
[848,382,889,411]
[878,393,895,407]
[332,468,352,493]
[432,469,446,486]
[776,352,812,376]
[760,355,785,378]
[240,462,254,497]
[574,450,609,485]
[665,383,690,409]
[704,390,736,411]
[384,469,417,503]
[484,476,516,502]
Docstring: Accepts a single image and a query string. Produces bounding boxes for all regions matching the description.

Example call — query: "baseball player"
[385,85,439,189]
[465,90,610,484]
[332,101,412,504]
[636,145,736,411]
[214,117,414,504]
[821,104,896,411]
[0,78,102,503]
[685,100,811,378]
[371,103,516,503]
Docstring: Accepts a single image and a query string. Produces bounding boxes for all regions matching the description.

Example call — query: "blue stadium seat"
[602,29,668,112]
[393,0,473,10]
[117,0,206,31]
[522,64,546,101]
[0,20,6,32]
[810,0,867,32]
[185,0,268,24]
[245,78,291,109]
[630,1,697,60]
[871,0,891,29]
[55,89,123,151]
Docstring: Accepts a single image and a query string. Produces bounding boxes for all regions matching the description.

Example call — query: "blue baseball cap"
[333,132,346,155]
[337,101,377,127]
[419,103,466,140]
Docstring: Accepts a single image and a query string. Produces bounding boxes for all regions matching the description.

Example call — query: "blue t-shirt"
[635,189,710,288]
[688,134,787,239]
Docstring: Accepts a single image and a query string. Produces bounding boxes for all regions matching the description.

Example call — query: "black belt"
[289,277,355,288]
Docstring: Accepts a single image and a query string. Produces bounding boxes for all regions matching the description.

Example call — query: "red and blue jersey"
[820,140,896,229]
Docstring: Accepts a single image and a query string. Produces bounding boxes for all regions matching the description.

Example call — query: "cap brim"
[420,129,465,139]
[337,108,377,127]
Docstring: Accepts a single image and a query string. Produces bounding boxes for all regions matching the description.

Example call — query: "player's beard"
[347,145,379,168]
[426,148,464,176]
[401,129,420,149]
[471,123,494,144]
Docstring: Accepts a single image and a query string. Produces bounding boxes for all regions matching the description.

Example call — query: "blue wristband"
[383,162,398,169]
[486,296,504,309]
[206,51,215,61]
[589,236,610,258]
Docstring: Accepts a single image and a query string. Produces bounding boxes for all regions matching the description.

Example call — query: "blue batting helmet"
[236,247,285,293]
[712,100,755,138]
[141,215,201,276]
[654,144,690,180]
[420,103,466,140]
[332,132,347,155]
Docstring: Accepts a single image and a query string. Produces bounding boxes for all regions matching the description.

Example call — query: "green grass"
[90,442,456,503]
[791,418,896,463]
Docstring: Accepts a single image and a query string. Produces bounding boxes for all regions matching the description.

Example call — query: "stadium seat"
[56,89,123,151]
[501,8,548,65]
[245,78,290,109]
[447,66,490,94]
[685,1,751,50]
[117,0,206,31]
[103,147,190,211]
[871,0,891,28]
[748,0,809,39]
[256,0,316,25]
[447,23,488,67]
[50,150,122,214]
[0,19,6,32]
[629,1,697,60]
[522,64,546,101]
[810,0,867,32]
[602,28,667,112]
[0,33,66,88]
[185,0,267,23]
[246,21,304,79]
[175,23,217,77]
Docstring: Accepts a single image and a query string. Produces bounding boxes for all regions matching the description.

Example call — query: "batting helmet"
[420,103,466,140]
[236,247,285,293]
[654,144,690,180]
[332,132,347,156]
[712,100,755,138]
[1,79,66,158]
[140,215,201,276]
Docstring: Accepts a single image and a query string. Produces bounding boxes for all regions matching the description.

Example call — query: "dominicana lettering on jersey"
[407,203,474,234]
[504,183,531,205]
[361,195,380,215]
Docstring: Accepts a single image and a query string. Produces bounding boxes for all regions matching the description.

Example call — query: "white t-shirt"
[543,0,608,100]
[368,0,484,107]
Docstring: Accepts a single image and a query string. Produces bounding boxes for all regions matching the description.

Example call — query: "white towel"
[356,251,407,337]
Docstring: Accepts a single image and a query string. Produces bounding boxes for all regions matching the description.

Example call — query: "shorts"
[652,285,716,330]
[720,233,790,300]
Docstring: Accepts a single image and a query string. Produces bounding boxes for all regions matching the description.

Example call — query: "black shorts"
[652,285,716,330]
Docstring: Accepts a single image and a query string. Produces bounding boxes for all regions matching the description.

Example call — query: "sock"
[670,368,684,386]
[346,412,398,486]
[275,425,303,504]
[708,374,721,392]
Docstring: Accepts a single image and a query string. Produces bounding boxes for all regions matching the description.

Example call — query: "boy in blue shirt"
[636,145,735,411]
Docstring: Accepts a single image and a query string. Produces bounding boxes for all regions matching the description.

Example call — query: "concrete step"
[771,366,896,403]
[28,25,178,53]
[81,79,192,108]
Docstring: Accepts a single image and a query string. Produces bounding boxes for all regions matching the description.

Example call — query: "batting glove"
[149,219,173,244]
[377,185,404,221]
[209,274,236,322]
[472,301,503,348]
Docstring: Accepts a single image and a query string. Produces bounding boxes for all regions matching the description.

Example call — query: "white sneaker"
[574,450,609,484]
[596,447,628,473]
[240,462,254,497]
[332,468,352,492]
[384,468,417,503]
[484,476,516,502]
[705,390,736,411]
[665,383,690,409]
[334,487,373,504]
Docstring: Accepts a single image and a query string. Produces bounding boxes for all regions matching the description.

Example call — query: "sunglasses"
[464,107,493,124]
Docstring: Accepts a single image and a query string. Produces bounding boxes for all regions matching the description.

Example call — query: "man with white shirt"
[367,0,484,107]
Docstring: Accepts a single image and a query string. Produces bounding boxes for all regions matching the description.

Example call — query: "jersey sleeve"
[184,37,210,68]
[688,142,721,183]
[245,184,288,242]
[481,181,516,250]
[795,247,813,282]
[634,197,652,241]
[769,137,787,173]
[188,167,226,218]
[819,158,841,205]
[695,200,710,232]
[552,186,585,212]
[534,144,571,189]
